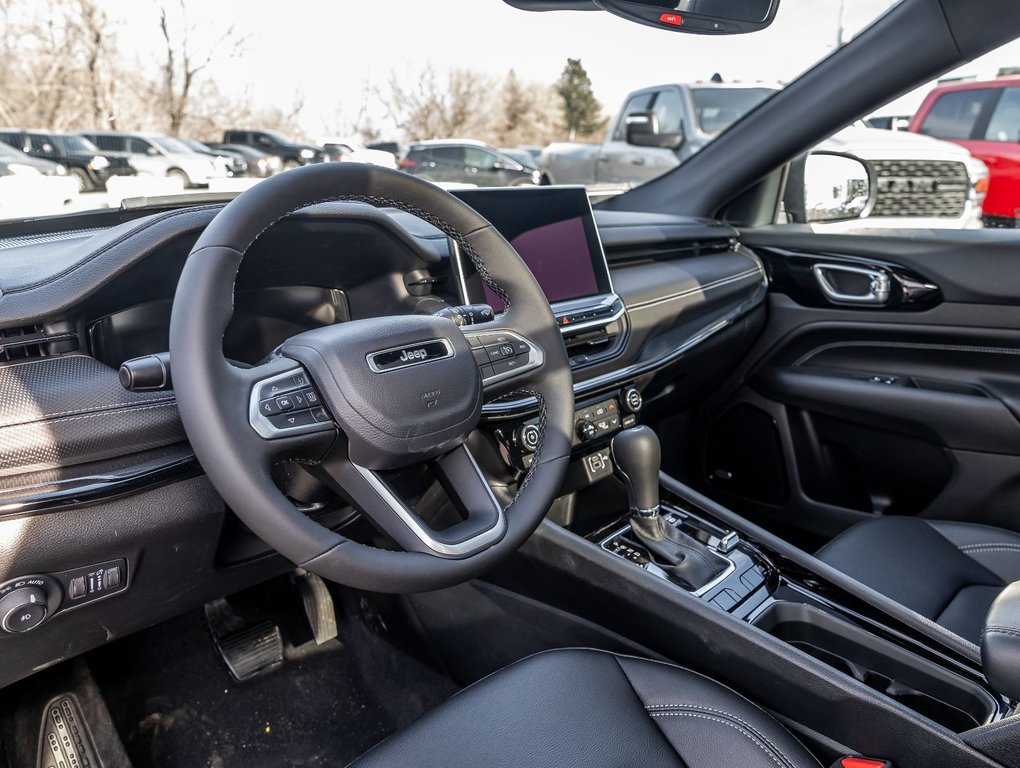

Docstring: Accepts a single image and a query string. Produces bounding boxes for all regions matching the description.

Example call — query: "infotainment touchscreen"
[451,186,613,312]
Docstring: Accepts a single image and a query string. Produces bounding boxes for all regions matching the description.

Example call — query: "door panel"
[690,228,1020,544]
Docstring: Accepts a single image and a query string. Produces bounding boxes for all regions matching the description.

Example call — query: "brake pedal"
[295,570,338,645]
[38,694,100,768]
[204,599,284,683]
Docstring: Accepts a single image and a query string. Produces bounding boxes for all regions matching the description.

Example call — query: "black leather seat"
[350,648,820,767]
[817,517,1020,644]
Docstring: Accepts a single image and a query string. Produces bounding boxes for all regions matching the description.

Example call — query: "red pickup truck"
[909,77,1020,227]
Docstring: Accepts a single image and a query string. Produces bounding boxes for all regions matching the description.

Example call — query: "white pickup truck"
[541,82,989,229]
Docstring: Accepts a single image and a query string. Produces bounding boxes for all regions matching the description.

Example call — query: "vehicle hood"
[818,126,972,160]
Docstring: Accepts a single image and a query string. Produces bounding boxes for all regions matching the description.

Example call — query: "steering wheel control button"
[250,369,335,439]
[269,410,318,430]
[464,330,543,386]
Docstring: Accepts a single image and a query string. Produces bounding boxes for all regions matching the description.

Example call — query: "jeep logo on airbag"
[368,340,453,372]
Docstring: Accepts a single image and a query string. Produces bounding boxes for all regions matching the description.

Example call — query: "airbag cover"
[281,315,481,469]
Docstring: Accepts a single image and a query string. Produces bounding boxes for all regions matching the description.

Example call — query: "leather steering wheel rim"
[169,163,574,593]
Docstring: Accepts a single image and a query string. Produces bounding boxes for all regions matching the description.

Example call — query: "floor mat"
[89,599,459,768]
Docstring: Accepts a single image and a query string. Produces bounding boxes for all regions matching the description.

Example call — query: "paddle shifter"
[611,427,728,591]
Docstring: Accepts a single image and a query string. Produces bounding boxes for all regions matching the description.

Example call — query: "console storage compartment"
[753,602,999,732]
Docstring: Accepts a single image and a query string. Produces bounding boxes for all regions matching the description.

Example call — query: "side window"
[919,89,994,140]
[0,133,23,151]
[27,134,55,154]
[431,146,464,164]
[465,147,498,169]
[89,135,117,152]
[984,88,1020,142]
[128,137,154,154]
[256,134,275,148]
[649,89,685,134]
[612,93,654,141]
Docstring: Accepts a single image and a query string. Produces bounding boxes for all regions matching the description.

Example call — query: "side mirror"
[785,151,875,224]
[625,112,685,150]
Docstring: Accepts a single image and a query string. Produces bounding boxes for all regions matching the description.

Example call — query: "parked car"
[320,138,397,169]
[909,77,1020,227]
[0,140,67,177]
[0,130,136,192]
[865,115,913,131]
[82,132,226,188]
[398,140,541,187]
[206,143,284,178]
[542,82,989,229]
[222,130,326,168]
[499,147,540,170]
[178,138,248,177]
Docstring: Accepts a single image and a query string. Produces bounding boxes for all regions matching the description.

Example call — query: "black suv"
[222,130,326,169]
[0,130,135,192]
[398,140,540,187]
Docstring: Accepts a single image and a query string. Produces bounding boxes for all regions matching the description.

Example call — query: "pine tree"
[556,58,607,141]
[501,69,530,143]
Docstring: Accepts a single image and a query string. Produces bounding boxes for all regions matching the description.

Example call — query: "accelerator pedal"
[294,569,338,645]
[204,599,283,683]
[37,694,100,768]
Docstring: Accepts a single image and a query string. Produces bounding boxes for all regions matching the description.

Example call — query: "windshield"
[0,0,915,221]
[691,87,777,135]
[149,136,192,155]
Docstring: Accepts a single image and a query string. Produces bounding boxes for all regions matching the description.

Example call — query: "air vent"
[0,322,79,362]
[563,327,618,368]
[608,237,737,265]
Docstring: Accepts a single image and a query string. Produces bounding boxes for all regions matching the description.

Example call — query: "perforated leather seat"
[817,517,1020,644]
[349,648,820,768]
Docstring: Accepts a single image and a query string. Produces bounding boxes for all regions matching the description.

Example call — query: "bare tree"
[156,0,246,135]
[383,64,495,141]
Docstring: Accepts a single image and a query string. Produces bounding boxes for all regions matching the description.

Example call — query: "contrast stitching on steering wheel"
[222,192,512,311]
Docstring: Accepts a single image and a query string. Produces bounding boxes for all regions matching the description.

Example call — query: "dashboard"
[0,189,767,688]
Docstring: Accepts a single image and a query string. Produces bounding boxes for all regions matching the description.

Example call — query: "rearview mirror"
[594,0,779,34]
[625,113,685,150]
[785,152,874,224]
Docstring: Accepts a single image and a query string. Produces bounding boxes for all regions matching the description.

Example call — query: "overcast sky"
[100,0,1020,138]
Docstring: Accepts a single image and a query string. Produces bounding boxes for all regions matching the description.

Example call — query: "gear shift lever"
[612,427,727,591]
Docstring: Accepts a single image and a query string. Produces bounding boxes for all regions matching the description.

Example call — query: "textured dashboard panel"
[0,355,182,476]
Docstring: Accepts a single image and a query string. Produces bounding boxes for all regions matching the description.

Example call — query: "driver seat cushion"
[348,648,820,768]
[815,517,1020,644]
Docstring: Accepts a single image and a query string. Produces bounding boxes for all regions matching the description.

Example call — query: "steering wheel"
[169,164,574,593]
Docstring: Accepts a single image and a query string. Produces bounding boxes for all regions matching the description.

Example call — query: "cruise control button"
[491,357,525,376]
[513,340,532,357]
[268,410,318,430]
[485,342,517,361]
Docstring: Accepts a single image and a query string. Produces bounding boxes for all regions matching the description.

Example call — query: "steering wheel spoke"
[313,442,506,559]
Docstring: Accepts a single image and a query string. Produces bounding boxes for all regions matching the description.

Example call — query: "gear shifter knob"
[611,426,661,516]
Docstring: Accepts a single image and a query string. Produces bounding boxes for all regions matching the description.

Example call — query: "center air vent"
[0,322,79,361]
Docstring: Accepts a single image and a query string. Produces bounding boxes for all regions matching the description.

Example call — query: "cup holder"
[753,602,998,732]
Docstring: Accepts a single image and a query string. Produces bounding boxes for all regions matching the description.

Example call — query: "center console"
[593,425,1008,735]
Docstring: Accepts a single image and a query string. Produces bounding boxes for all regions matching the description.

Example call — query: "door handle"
[631,157,647,166]
[812,263,891,306]
[598,156,611,163]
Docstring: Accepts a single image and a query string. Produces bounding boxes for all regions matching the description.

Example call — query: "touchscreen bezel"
[450,186,615,310]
